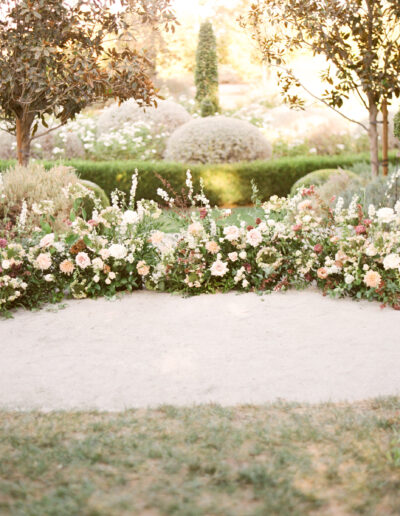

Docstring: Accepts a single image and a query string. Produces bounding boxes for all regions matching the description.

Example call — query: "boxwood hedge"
[0,153,397,206]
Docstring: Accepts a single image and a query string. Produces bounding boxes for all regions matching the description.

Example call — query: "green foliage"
[194,21,219,115]
[290,168,359,195]
[0,153,395,207]
[242,0,400,175]
[200,97,216,117]
[78,179,110,216]
[394,110,400,141]
[243,1,400,111]
[0,0,176,164]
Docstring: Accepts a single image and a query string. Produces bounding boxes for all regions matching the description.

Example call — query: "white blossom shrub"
[164,116,272,164]
[97,99,192,135]
[0,129,16,159]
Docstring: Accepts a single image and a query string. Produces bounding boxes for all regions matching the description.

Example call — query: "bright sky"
[172,0,242,20]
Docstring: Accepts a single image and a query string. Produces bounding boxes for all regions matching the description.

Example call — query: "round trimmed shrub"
[97,99,192,134]
[78,179,110,212]
[164,116,272,164]
[290,168,359,195]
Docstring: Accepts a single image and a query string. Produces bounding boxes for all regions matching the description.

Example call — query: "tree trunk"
[382,99,389,177]
[368,103,379,177]
[16,118,32,166]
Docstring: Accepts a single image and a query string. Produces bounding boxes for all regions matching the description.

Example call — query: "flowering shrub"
[0,171,162,315]
[149,180,400,309]
[2,170,400,316]
[49,116,166,161]
[0,99,192,162]
[97,99,192,135]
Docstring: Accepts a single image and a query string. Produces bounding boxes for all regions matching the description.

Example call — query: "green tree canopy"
[241,0,400,176]
[0,0,175,165]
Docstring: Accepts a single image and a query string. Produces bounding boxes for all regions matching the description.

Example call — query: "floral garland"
[1,171,400,317]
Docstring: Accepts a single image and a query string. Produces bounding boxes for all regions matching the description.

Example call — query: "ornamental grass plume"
[0,164,79,233]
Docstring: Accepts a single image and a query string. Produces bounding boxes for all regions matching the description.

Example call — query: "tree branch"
[30,122,66,142]
[275,65,369,132]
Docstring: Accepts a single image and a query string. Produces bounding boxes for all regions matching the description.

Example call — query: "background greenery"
[2,152,397,206]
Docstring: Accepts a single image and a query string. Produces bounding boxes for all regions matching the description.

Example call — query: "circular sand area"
[1,289,400,411]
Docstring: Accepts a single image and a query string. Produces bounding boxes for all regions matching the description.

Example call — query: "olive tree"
[0,0,175,165]
[241,0,400,176]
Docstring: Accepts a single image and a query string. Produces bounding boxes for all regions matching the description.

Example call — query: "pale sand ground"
[1,289,400,411]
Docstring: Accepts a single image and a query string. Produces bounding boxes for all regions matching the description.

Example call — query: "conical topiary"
[194,21,219,116]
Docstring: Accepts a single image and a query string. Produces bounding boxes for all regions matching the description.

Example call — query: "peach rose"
[363,270,381,288]
[335,250,348,263]
[150,231,164,245]
[60,260,75,275]
[137,260,150,276]
[317,267,328,279]
[188,222,203,236]
[205,241,220,254]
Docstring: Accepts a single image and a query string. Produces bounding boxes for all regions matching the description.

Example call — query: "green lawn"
[1,399,400,515]
[158,206,264,233]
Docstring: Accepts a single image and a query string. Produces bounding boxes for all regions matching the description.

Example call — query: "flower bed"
[1,170,400,316]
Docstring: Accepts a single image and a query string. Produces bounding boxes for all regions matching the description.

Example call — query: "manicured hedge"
[1,153,397,206]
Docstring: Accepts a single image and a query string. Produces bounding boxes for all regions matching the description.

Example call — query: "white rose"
[210,260,228,277]
[365,244,378,257]
[246,228,263,247]
[75,252,91,269]
[239,251,247,260]
[109,244,127,259]
[93,275,100,283]
[376,207,394,223]
[39,233,55,248]
[383,253,400,270]
[1,260,10,270]
[99,248,110,260]
[228,252,238,262]
[345,274,355,285]
[92,257,104,270]
[122,210,138,225]
[223,225,240,241]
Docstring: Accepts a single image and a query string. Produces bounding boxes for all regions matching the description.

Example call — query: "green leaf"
[40,221,52,234]
[83,235,92,247]
[65,234,79,246]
